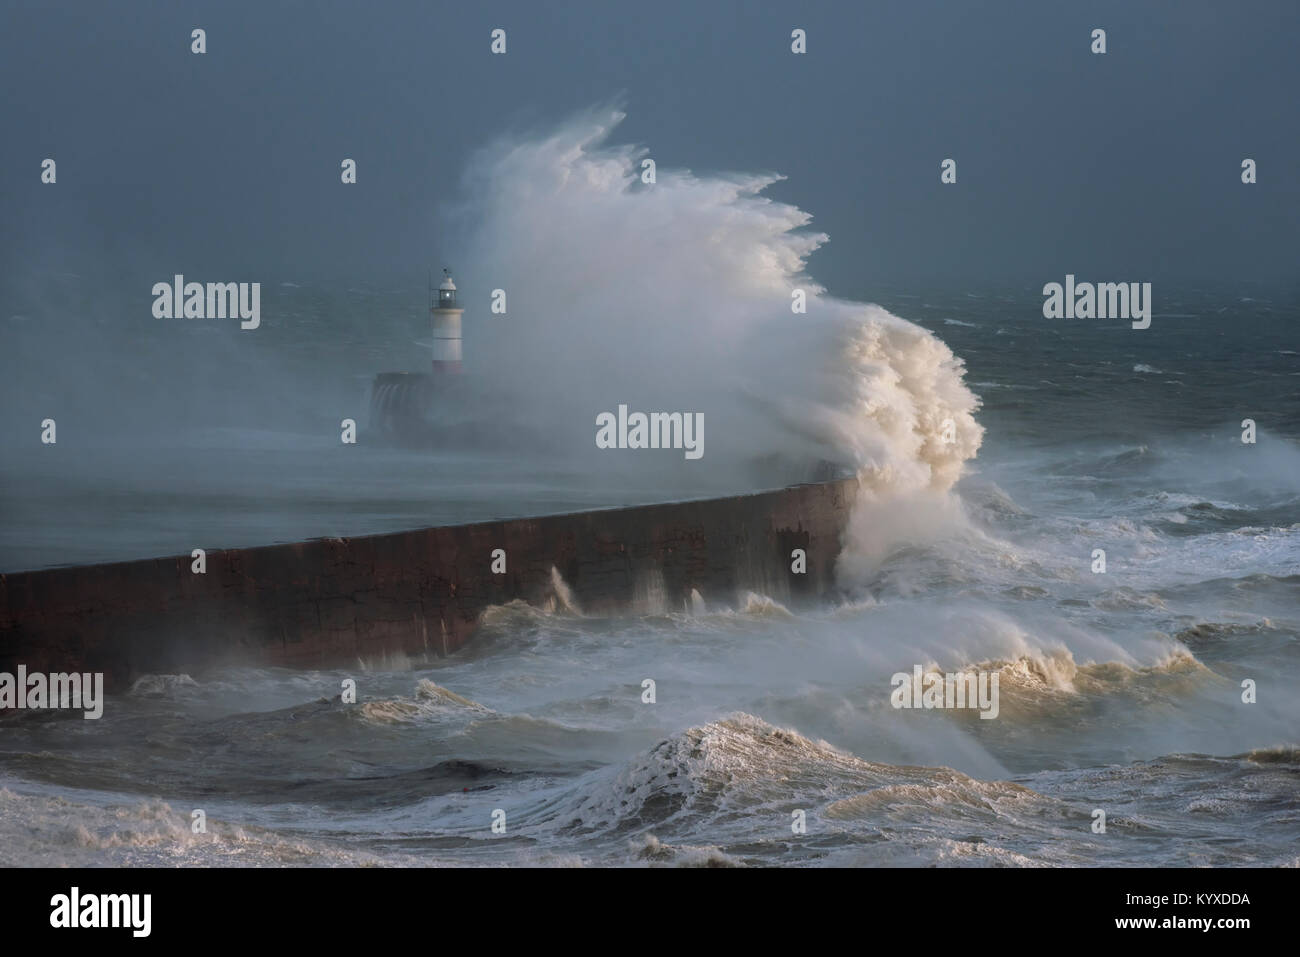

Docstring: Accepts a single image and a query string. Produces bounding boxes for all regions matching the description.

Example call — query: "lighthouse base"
[366,370,549,452]
[368,372,458,446]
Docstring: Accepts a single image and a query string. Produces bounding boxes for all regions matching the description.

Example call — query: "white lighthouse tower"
[431,268,464,374]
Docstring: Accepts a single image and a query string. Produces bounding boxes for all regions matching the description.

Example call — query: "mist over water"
[2,110,1298,867]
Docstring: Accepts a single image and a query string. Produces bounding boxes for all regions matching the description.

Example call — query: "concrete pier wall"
[0,478,860,691]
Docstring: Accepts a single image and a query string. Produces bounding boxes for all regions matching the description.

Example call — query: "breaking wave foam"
[449,104,982,534]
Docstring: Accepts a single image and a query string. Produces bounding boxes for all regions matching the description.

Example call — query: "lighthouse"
[431,269,464,374]
[368,266,467,444]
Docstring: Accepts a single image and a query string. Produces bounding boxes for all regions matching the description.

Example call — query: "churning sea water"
[1,110,1296,866]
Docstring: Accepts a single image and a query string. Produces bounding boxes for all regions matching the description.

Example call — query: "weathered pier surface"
[0,478,859,691]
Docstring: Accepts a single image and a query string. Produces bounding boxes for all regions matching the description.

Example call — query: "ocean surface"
[1,110,1297,866]
[1,279,1296,867]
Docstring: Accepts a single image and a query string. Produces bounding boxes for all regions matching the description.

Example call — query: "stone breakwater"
[0,479,859,691]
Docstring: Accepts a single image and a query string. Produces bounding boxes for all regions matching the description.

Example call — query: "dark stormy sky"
[2,0,1297,294]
